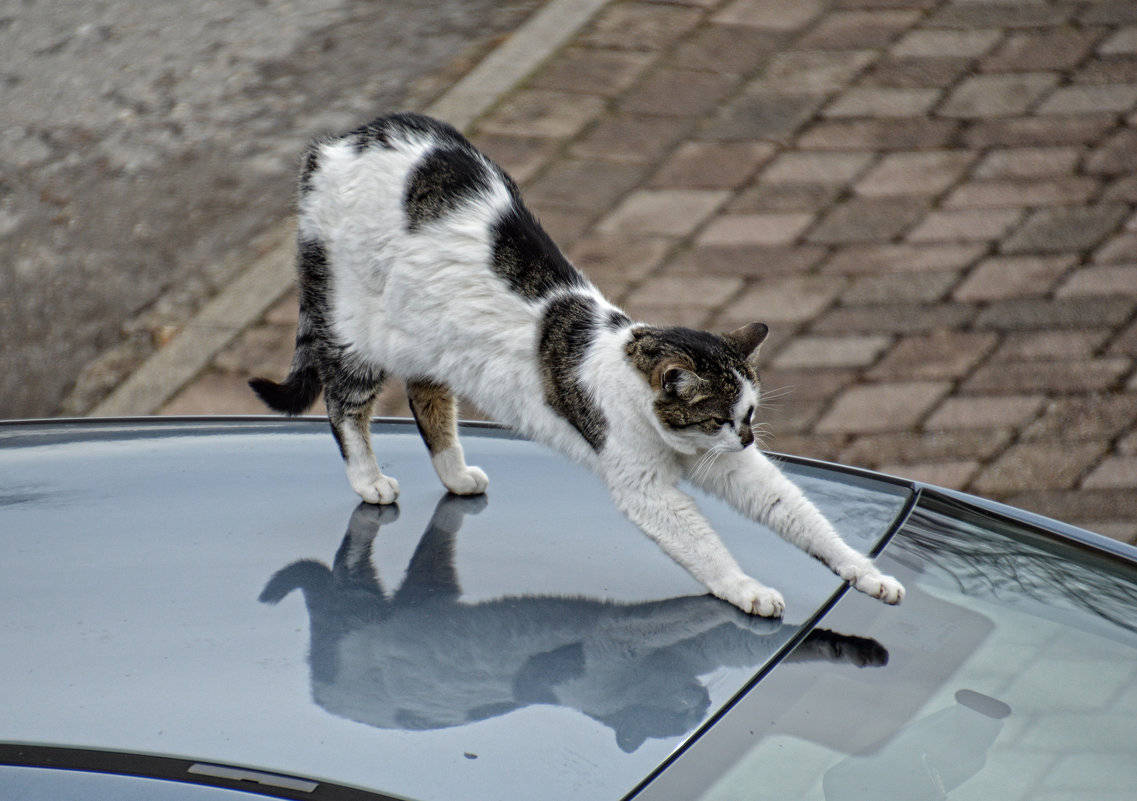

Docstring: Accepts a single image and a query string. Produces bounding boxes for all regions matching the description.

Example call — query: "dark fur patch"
[625,326,757,434]
[406,381,457,455]
[539,295,608,451]
[349,112,467,153]
[298,145,320,197]
[405,147,493,231]
[492,206,589,300]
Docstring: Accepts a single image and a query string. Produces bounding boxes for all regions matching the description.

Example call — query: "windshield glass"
[639,493,1137,801]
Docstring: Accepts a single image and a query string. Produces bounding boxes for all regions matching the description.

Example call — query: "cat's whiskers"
[690,442,728,485]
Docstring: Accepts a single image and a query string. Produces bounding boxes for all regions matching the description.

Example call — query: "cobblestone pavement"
[148,0,1136,541]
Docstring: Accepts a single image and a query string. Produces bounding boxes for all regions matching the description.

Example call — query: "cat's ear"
[658,363,709,404]
[724,322,769,363]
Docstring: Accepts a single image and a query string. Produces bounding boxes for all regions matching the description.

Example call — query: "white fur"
[300,127,904,615]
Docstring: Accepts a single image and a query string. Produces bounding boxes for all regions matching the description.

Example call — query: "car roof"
[0,418,912,800]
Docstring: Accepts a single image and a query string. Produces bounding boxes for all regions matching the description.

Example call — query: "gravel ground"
[0,0,537,417]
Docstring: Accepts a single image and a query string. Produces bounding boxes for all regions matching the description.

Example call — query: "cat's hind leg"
[406,380,489,496]
[325,371,400,505]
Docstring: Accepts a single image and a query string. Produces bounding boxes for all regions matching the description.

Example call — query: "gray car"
[2,418,1135,800]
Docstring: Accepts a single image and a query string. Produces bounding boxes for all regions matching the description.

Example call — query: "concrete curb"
[91,0,610,417]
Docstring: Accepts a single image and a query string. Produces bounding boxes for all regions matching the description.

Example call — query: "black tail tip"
[249,376,312,416]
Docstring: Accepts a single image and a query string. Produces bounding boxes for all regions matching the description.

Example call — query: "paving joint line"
[90,0,612,417]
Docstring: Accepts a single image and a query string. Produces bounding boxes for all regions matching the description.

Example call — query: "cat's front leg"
[327,390,400,505]
[685,448,904,606]
[610,480,785,617]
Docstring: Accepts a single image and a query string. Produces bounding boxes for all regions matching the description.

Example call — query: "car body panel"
[0,418,912,801]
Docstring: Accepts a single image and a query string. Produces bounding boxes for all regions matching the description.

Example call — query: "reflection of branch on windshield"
[894,506,1137,635]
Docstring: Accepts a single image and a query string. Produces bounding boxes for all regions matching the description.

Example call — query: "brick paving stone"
[876,460,979,489]
[672,23,785,75]
[727,275,847,323]
[975,295,1136,331]
[756,369,858,433]
[1082,455,1137,489]
[823,86,941,117]
[764,433,847,462]
[907,208,1024,243]
[854,150,976,198]
[953,255,1075,301]
[704,90,826,141]
[571,113,693,163]
[972,441,1108,495]
[868,330,998,381]
[758,151,875,186]
[1075,56,1137,85]
[862,56,972,89]
[1085,128,1137,176]
[815,380,951,434]
[808,198,929,243]
[1009,489,1137,531]
[596,188,730,237]
[525,159,647,212]
[980,27,1104,73]
[479,90,606,139]
[746,50,877,93]
[927,3,1076,30]
[663,243,827,278]
[1001,205,1130,254]
[696,212,815,246]
[822,243,986,275]
[1037,84,1137,115]
[794,9,922,49]
[1109,172,1137,200]
[943,176,1101,209]
[963,358,1132,394]
[213,325,294,377]
[1056,264,1137,297]
[813,302,976,334]
[474,134,561,184]
[771,334,893,369]
[623,273,744,316]
[264,289,300,327]
[973,146,1083,179]
[162,370,275,416]
[938,73,1060,118]
[621,67,740,118]
[580,2,705,51]
[842,270,960,305]
[798,117,959,150]
[892,28,1002,59]
[1108,317,1137,357]
[528,47,655,97]
[1099,25,1137,55]
[989,330,1111,363]
[1082,1,1137,26]
[568,234,672,297]
[649,141,776,189]
[841,429,1014,466]
[962,114,1116,148]
[730,183,842,213]
[1021,394,1137,443]
[712,0,824,31]
[924,394,1046,431]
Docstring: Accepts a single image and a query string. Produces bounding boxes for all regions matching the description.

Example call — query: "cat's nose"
[739,425,754,448]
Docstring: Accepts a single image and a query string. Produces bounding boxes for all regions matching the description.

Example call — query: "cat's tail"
[249,313,323,415]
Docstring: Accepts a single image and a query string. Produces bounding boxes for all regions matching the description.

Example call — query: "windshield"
[638,493,1137,801]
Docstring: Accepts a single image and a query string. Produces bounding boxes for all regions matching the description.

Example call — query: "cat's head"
[626,322,769,454]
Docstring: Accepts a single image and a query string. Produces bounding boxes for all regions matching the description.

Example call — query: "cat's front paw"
[715,576,785,618]
[353,474,401,505]
[443,465,489,496]
[838,562,905,605]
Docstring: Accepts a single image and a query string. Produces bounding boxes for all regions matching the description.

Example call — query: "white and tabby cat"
[251,112,904,616]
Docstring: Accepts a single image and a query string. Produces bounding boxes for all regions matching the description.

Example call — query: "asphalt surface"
[0,0,537,417]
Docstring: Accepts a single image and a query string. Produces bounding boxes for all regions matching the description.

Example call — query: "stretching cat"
[251,112,904,617]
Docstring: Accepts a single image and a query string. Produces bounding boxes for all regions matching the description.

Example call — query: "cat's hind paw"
[443,465,489,496]
[352,474,401,505]
[716,576,785,618]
